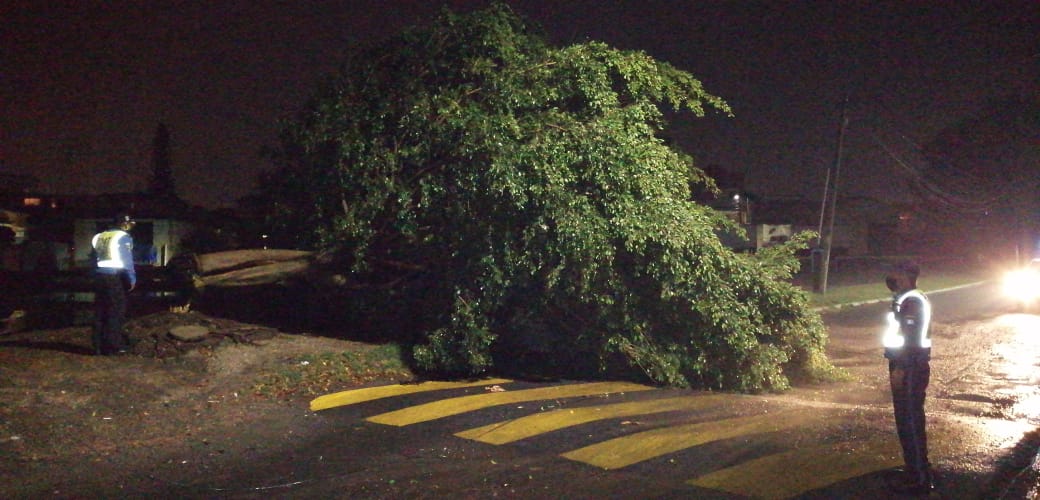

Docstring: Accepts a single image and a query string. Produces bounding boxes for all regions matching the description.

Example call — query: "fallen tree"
[246,5,832,392]
[174,249,314,288]
[195,249,313,275]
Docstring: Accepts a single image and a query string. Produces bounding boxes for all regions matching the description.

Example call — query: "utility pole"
[814,95,849,294]
[816,168,830,245]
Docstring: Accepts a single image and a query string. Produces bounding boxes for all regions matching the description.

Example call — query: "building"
[0,189,194,271]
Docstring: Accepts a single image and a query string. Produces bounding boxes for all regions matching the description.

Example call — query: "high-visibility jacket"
[883,289,931,361]
[92,229,136,288]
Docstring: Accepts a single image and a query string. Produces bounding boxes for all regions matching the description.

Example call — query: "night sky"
[3,1,1037,208]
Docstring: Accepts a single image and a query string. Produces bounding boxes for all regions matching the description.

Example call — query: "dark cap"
[890,260,919,276]
[114,214,135,227]
[886,260,920,290]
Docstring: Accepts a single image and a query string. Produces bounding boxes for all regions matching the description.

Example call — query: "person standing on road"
[882,260,934,494]
[91,214,137,355]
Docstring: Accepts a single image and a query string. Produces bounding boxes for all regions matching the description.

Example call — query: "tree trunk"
[186,249,315,287]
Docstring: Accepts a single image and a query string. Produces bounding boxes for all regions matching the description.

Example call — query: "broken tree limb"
[199,259,312,287]
[180,249,419,290]
[195,249,313,276]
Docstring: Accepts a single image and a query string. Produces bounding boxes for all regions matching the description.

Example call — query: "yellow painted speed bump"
[456,395,728,445]
[688,439,901,499]
[309,378,512,411]
[561,408,825,469]
[367,381,654,426]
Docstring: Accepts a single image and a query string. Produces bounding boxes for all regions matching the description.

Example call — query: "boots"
[887,466,935,496]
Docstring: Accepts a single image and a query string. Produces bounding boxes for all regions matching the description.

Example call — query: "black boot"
[887,467,935,496]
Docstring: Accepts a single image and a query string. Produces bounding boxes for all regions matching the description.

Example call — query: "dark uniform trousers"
[93,272,129,354]
[889,358,930,476]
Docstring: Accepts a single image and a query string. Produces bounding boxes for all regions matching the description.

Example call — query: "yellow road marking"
[561,409,824,469]
[367,382,654,426]
[456,395,729,444]
[309,378,513,412]
[688,439,901,499]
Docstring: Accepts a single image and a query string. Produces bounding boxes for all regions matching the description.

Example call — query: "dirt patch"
[0,311,411,497]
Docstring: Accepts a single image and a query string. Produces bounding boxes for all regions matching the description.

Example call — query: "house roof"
[1,191,192,220]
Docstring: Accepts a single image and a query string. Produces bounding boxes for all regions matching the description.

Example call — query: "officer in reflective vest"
[882,261,934,494]
[91,214,137,355]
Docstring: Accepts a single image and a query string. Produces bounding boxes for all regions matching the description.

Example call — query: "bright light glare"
[1003,268,1040,301]
[995,315,1040,425]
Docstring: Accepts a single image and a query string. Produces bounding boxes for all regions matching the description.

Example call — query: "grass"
[253,343,415,398]
[805,269,988,309]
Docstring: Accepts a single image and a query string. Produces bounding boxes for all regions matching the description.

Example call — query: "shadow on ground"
[0,338,94,355]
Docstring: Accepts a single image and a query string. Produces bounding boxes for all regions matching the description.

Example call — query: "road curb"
[813,281,987,312]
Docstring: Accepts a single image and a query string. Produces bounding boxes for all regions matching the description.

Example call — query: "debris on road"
[125,311,279,358]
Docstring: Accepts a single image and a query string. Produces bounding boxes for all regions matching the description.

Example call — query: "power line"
[864,125,1005,214]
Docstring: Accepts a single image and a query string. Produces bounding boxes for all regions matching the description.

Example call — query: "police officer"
[882,260,934,494]
[91,214,137,355]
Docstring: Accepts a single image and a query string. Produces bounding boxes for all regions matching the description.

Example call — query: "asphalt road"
[164,281,1038,499]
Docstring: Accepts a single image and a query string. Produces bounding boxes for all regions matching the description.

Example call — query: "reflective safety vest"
[882,289,931,357]
[92,229,132,270]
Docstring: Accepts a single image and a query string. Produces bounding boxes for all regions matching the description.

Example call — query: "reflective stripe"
[93,230,130,270]
[882,289,931,349]
[882,312,903,348]
[903,290,932,348]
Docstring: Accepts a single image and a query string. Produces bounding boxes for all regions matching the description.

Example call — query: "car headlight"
[1004,268,1040,301]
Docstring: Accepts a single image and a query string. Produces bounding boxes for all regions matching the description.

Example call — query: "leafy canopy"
[260,4,830,392]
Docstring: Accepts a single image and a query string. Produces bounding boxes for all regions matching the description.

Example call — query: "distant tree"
[258,4,831,391]
[922,94,1040,259]
[149,123,176,198]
